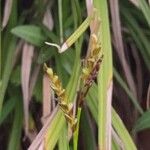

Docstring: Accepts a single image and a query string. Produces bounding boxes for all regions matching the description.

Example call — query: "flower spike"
[44,63,77,132]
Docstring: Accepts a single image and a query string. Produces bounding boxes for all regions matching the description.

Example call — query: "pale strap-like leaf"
[21,43,34,135]
[43,8,54,31]
[109,0,137,99]
[28,107,58,150]
[2,0,13,29]
[42,74,52,124]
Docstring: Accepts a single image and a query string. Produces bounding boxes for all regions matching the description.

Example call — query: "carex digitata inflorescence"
[44,34,103,132]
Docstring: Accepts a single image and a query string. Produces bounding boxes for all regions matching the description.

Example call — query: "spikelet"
[82,34,103,84]
[78,34,103,107]
[44,64,77,131]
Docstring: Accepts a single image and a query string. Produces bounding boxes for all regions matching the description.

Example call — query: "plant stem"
[73,108,81,150]
[58,0,63,43]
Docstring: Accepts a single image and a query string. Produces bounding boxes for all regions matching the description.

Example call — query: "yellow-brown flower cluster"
[82,34,103,84]
[82,34,103,85]
[44,64,77,131]
[43,34,103,131]
[77,34,103,107]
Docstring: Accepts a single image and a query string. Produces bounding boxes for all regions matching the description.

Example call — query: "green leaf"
[73,108,81,150]
[58,124,69,150]
[138,0,150,27]
[0,0,18,115]
[112,109,137,150]
[86,84,98,122]
[134,109,150,132]
[11,25,47,46]
[8,96,23,150]
[10,66,21,86]
[112,139,120,150]
[45,111,66,149]
[0,97,16,124]
[59,50,75,75]
[33,72,42,102]
[86,84,137,150]
[37,47,55,64]
[93,0,113,149]
[0,37,17,114]
[121,5,150,70]
[80,108,97,150]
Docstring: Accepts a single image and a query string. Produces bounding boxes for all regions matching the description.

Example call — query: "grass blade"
[0,97,16,124]
[112,109,137,150]
[138,0,150,27]
[121,5,150,70]
[80,107,97,150]
[60,14,94,53]
[86,84,137,149]
[134,109,150,132]
[21,43,34,134]
[58,0,63,43]
[11,25,46,46]
[73,108,81,150]
[93,0,113,149]
[58,125,69,150]
[2,0,13,29]
[8,97,23,150]
[0,37,17,114]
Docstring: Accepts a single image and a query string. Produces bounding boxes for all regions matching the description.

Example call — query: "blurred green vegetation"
[1,0,150,149]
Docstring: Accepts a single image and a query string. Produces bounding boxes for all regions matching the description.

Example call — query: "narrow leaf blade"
[11,25,46,46]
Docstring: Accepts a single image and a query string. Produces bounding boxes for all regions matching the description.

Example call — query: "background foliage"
[1,0,150,149]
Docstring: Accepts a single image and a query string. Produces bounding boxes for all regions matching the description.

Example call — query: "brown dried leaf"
[2,0,13,29]
[129,0,139,7]
[28,107,58,150]
[43,8,54,31]
[106,81,113,150]
[42,74,52,124]
[38,141,44,150]
[109,0,137,98]
[27,65,41,142]
[21,43,34,135]
[146,83,150,109]
[85,0,93,17]
[112,128,125,149]
[86,0,101,34]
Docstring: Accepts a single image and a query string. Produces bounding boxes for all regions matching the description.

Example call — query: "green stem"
[58,0,63,43]
[73,108,81,150]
